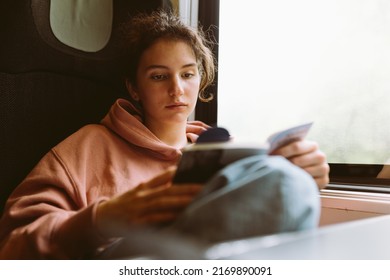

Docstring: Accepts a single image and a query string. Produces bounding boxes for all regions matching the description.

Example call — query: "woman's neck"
[146,121,188,149]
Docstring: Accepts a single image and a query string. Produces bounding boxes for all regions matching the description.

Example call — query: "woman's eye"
[183,73,194,78]
[151,74,167,80]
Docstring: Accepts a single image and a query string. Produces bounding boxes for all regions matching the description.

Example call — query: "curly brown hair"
[121,10,215,102]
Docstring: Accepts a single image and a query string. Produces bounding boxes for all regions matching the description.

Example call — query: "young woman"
[0,11,329,259]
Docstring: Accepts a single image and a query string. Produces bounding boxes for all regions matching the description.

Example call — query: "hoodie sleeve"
[0,150,109,259]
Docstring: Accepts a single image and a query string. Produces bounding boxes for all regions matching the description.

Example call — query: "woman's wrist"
[95,199,117,240]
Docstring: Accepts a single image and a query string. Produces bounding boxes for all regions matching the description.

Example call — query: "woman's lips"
[166,102,187,109]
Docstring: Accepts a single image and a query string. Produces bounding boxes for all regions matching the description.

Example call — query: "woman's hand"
[96,167,202,238]
[270,140,330,189]
[186,121,210,142]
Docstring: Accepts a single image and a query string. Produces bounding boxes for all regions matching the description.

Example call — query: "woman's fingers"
[96,167,203,238]
[136,167,176,192]
[271,140,318,158]
[271,140,329,189]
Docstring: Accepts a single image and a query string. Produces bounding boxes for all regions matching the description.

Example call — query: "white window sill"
[320,188,390,226]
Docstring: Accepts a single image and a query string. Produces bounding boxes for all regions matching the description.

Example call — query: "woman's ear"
[125,79,140,101]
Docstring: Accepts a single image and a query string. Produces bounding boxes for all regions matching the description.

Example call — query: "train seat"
[0,0,170,214]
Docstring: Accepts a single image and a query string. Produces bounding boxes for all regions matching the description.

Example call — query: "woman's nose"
[168,76,184,97]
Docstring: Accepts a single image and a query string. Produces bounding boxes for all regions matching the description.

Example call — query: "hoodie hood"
[101,98,204,161]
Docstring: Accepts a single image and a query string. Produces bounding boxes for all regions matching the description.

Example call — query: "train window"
[216,0,390,190]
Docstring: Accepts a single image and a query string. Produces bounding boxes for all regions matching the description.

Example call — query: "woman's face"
[130,39,200,127]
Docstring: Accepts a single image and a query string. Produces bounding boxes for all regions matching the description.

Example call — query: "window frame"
[195,0,219,126]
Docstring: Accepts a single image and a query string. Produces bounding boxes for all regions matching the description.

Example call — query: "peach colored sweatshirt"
[0,99,202,259]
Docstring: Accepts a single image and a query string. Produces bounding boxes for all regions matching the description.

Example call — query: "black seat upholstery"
[0,0,171,214]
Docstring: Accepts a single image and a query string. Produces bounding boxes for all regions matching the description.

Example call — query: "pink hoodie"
[0,99,204,259]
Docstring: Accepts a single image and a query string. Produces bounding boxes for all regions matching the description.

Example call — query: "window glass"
[218,0,390,165]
